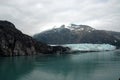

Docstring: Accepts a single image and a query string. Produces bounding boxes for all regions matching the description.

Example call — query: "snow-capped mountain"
[33,24,120,48]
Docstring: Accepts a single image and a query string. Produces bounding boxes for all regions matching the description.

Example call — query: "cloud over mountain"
[0,0,120,35]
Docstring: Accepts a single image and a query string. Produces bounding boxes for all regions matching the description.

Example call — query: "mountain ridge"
[33,24,120,48]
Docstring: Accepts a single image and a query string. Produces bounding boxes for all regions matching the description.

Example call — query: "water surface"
[0,50,120,80]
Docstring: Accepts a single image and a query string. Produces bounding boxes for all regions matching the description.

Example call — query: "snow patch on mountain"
[66,24,95,32]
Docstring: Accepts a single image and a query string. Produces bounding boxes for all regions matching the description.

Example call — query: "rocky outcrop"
[33,24,120,48]
[0,21,69,56]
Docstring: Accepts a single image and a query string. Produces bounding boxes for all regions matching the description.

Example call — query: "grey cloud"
[0,0,120,35]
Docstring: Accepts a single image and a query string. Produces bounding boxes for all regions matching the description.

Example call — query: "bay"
[0,50,120,80]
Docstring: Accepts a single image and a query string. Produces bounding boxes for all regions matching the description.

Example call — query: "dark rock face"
[33,24,120,48]
[0,21,69,56]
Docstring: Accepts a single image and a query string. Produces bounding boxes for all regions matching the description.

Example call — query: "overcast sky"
[0,0,120,35]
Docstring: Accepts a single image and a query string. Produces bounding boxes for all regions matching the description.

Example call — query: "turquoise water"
[0,50,120,80]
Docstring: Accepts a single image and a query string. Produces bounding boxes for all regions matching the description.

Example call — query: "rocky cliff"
[0,21,69,56]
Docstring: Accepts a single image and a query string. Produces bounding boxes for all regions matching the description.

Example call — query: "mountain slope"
[0,21,69,56]
[106,31,120,40]
[33,24,120,48]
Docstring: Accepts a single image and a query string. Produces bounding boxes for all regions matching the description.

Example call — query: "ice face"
[62,43,116,51]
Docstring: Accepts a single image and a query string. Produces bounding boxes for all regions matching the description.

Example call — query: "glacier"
[61,44,116,52]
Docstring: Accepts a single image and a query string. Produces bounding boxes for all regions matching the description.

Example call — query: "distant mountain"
[106,31,120,40]
[0,21,69,56]
[33,24,120,48]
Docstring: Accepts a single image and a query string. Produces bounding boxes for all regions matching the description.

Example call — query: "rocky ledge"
[0,21,70,56]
